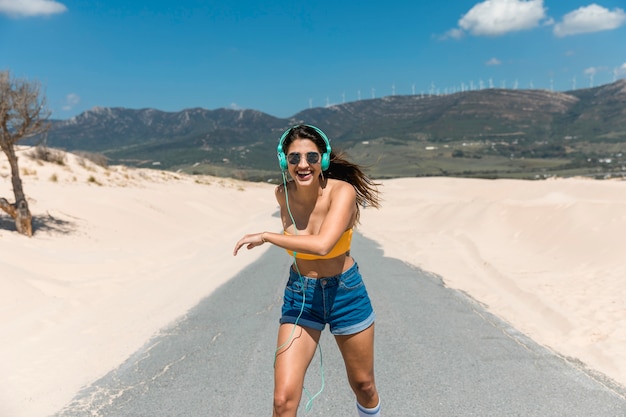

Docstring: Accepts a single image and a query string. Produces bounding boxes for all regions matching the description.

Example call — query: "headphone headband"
[277,124,331,171]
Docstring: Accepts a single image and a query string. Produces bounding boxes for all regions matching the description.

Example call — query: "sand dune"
[1,148,625,417]
[359,177,626,389]
[1,148,278,417]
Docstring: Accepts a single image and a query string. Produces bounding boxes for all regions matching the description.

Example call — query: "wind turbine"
[371,87,376,99]
[572,76,576,90]
[489,78,494,89]
[357,90,361,100]
[392,83,396,96]
[412,83,416,95]
[309,98,313,109]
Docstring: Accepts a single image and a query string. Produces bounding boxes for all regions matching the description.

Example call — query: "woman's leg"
[335,324,380,412]
[273,323,321,417]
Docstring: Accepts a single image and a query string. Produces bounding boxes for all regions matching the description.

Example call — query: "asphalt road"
[53,233,626,417]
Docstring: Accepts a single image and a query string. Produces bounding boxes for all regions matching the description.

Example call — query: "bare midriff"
[291,253,354,279]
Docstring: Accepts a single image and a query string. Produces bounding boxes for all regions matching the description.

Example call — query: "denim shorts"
[280,262,375,335]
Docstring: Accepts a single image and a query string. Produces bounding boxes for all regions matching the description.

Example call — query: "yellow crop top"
[285,229,353,260]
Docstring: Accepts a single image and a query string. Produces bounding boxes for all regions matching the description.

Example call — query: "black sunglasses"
[287,152,321,165]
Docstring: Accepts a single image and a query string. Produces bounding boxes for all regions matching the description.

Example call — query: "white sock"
[356,399,381,417]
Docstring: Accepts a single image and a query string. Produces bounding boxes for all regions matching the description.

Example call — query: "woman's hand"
[233,232,266,256]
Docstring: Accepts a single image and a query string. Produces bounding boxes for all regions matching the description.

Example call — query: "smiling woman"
[234,124,382,417]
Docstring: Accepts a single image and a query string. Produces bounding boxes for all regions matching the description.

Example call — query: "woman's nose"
[298,155,309,167]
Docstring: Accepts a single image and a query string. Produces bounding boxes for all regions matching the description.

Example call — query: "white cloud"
[554,4,626,37]
[442,28,465,40]
[454,0,548,37]
[0,0,67,18]
[485,57,502,66]
[62,93,80,111]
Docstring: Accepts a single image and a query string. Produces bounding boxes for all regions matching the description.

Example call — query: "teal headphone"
[277,124,332,171]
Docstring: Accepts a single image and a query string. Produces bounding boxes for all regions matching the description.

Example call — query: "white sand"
[359,177,626,389]
[1,148,625,416]
[1,148,278,417]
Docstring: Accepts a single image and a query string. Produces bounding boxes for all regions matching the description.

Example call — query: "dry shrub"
[75,151,108,168]
[21,167,37,176]
[29,146,66,165]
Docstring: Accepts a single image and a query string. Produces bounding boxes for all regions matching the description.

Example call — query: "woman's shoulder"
[274,182,286,201]
[274,181,297,205]
[327,178,356,197]
[327,177,354,188]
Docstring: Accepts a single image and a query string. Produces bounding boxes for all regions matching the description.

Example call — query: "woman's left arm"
[253,182,356,256]
[233,182,356,256]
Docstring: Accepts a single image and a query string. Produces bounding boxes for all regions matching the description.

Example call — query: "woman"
[233,124,381,417]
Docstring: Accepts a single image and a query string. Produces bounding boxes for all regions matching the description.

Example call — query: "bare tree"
[0,70,51,236]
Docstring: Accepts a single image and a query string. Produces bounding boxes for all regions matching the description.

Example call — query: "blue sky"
[1,0,625,120]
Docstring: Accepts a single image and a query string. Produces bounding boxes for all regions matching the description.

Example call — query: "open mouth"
[296,170,313,180]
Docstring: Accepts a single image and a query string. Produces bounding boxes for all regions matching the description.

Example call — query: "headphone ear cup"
[321,153,330,171]
[277,130,290,171]
[277,152,288,171]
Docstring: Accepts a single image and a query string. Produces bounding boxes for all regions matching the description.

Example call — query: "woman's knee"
[350,374,377,398]
[273,387,300,415]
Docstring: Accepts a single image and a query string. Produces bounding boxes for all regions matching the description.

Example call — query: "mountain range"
[38,79,626,181]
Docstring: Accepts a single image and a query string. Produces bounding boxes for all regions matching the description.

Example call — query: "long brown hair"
[281,125,381,221]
